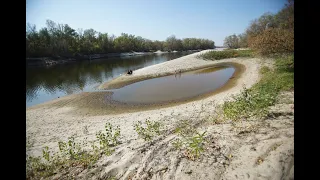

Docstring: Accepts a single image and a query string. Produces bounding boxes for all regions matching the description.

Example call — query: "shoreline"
[25,50,294,180]
[27,50,262,150]
[26,50,201,67]
[98,62,242,90]
[27,62,245,115]
[98,49,218,90]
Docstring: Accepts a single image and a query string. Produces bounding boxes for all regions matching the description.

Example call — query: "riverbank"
[26,50,201,67]
[98,49,227,90]
[26,50,293,179]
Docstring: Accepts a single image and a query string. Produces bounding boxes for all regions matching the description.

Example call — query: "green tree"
[26,19,215,58]
[224,34,239,49]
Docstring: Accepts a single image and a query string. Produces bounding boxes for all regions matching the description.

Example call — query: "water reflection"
[26,52,193,107]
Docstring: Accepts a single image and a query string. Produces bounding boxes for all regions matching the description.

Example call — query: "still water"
[26,52,193,107]
[111,66,235,104]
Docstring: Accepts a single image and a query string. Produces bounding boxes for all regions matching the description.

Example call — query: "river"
[26,52,194,107]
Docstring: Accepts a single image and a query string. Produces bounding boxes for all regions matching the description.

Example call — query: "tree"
[224,34,239,49]
[246,12,276,37]
[166,35,178,51]
[247,0,294,54]
[26,19,214,58]
[238,33,248,48]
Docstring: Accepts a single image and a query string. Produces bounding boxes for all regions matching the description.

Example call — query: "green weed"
[96,122,121,155]
[172,131,207,160]
[185,131,207,160]
[222,54,294,121]
[27,122,121,179]
[134,119,161,141]
[199,49,254,60]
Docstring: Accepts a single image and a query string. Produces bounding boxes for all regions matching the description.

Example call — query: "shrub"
[58,136,82,160]
[248,28,293,55]
[96,122,121,155]
[134,119,161,141]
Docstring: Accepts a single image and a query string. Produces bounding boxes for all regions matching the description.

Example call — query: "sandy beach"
[26,49,293,179]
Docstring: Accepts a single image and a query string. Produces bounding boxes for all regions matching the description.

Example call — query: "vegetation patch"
[134,118,162,141]
[221,54,293,121]
[172,118,208,160]
[173,131,207,160]
[96,122,121,155]
[199,49,253,60]
[26,123,121,180]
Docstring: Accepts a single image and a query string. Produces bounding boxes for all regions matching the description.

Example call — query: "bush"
[248,28,293,55]
[238,0,294,56]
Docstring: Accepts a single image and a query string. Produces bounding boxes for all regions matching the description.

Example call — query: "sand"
[26,49,294,179]
[98,50,230,90]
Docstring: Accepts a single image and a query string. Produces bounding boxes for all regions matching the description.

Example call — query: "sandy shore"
[98,50,229,90]
[26,50,293,179]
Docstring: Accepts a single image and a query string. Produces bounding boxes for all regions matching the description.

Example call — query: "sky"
[26,0,287,46]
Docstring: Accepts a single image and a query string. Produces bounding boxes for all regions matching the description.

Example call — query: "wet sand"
[27,62,245,116]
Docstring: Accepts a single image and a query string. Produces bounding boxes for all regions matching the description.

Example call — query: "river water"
[26,52,193,107]
[111,66,235,104]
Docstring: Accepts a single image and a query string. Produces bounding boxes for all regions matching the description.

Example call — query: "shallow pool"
[110,65,235,104]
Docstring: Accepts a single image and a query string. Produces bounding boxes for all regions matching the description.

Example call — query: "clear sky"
[26,0,286,46]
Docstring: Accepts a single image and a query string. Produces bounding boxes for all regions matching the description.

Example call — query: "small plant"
[172,131,207,160]
[26,155,52,178]
[134,119,161,141]
[96,122,121,155]
[185,131,206,160]
[58,136,82,160]
[26,123,123,179]
[42,146,50,162]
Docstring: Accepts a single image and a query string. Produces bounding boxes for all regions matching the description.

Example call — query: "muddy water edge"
[28,62,245,115]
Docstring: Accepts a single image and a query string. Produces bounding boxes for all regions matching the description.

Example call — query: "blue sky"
[26,0,286,45]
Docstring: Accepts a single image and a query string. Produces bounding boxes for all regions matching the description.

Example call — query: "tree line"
[223,0,294,55]
[26,20,215,58]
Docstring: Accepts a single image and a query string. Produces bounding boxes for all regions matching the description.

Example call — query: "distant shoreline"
[26,50,202,67]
